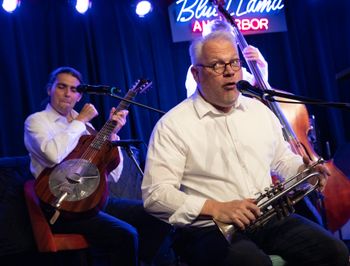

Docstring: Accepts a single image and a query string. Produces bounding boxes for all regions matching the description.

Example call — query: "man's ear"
[191,65,200,83]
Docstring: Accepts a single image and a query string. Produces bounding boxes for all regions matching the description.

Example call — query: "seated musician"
[141,30,349,265]
[24,66,170,266]
[187,19,324,226]
[185,19,268,97]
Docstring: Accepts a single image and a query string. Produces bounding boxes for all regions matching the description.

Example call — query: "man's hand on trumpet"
[201,199,261,231]
[298,157,330,192]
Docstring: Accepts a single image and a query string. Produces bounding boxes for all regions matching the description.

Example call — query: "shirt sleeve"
[142,119,207,226]
[185,65,197,97]
[242,64,268,85]
[24,113,87,168]
[268,110,303,179]
[107,147,124,183]
[242,67,255,85]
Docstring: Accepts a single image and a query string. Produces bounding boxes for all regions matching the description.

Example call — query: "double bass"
[211,0,350,232]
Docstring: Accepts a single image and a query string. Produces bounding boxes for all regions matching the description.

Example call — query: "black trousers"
[173,214,349,266]
[48,197,171,266]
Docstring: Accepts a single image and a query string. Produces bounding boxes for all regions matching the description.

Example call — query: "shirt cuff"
[169,195,207,226]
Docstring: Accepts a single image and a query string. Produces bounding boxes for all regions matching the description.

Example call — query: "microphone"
[237,80,350,109]
[236,80,265,99]
[112,139,143,147]
[77,84,121,95]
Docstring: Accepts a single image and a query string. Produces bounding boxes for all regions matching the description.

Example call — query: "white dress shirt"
[24,104,123,182]
[142,92,303,227]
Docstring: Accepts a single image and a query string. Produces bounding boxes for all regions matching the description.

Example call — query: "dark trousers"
[48,197,171,266]
[173,214,349,266]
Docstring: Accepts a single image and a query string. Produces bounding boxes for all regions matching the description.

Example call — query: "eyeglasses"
[196,59,242,75]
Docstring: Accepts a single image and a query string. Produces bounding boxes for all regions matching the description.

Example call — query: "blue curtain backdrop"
[0,0,349,163]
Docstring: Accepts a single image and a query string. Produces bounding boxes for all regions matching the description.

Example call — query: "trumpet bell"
[214,219,234,242]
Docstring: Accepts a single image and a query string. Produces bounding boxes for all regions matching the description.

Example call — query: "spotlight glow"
[2,0,20,13]
[75,0,91,14]
[135,0,152,18]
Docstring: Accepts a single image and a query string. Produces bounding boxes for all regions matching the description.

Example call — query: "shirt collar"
[45,104,79,123]
[192,90,247,119]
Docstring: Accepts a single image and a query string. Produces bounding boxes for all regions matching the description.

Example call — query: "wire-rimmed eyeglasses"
[196,59,242,75]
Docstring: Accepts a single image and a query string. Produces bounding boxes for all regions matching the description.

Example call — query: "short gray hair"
[189,30,237,65]
[202,19,234,37]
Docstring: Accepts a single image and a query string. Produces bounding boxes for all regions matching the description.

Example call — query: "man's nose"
[223,65,236,76]
[64,88,73,95]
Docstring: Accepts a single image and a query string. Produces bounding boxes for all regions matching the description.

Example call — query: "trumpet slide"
[215,159,324,242]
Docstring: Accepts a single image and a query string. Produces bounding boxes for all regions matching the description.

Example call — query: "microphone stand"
[258,89,350,111]
[105,92,164,177]
[107,92,166,114]
[105,92,164,175]
[125,145,144,176]
[114,143,145,177]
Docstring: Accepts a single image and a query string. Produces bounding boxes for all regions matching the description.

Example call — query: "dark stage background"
[0,0,349,160]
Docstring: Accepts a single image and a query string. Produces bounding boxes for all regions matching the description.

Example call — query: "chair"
[270,255,286,266]
[23,180,90,264]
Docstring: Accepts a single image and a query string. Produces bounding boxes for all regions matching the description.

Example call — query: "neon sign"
[168,0,287,42]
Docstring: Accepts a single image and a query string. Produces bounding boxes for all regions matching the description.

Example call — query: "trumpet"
[215,158,324,242]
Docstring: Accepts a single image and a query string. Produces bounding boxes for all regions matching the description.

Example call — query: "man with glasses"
[185,19,268,97]
[142,30,349,265]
